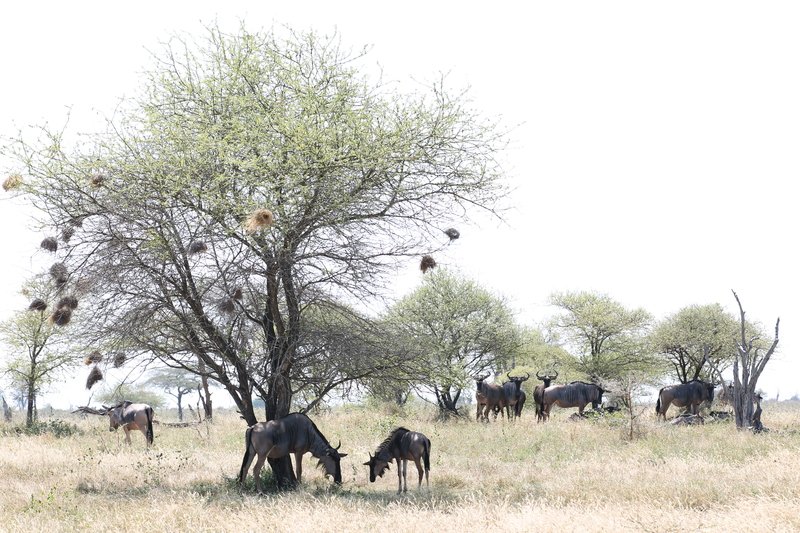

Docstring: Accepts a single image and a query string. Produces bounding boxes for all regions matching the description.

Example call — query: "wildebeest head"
[104,402,126,432]
[506,372,530,387]
[363,452,391,483]
[474,374,489,388]
[318,441,347,484]
[536,369,558,387]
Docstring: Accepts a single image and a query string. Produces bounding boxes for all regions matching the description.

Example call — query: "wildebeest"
[364,427,431,493]
[533,369,558,422]
[474,374,506,421]
[540,381,606,421]
[655,380,715,420]
[108,401,154,446]
[238,412,347,493]
[502,372,530,419]
[74,401,154,446]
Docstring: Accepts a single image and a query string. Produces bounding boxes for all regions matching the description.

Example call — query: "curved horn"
[506,372,512,380]
[551,369,559,380]
[536,370,546,380]
[522,372,531,381]
[335,440,341,450]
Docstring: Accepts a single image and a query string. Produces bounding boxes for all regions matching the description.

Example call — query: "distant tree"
[388,269,520,416]
[548,291,655,381]
[0,279,76,427]
[650,304,740,384]
[95,383,166,409]
[146,369,200,421]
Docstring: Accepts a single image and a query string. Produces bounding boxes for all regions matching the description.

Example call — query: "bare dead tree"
[731,290,780,429]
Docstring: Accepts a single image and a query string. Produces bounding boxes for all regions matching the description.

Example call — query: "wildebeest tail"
[423,438,431,472]
[239,426,254,484]
[655,394,661,415]
[145,406,154,445]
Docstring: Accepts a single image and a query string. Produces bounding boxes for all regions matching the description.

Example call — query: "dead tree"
[731,290,780,429]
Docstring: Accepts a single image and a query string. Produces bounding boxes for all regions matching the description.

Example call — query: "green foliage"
[1,419,82,438]
[4,24,507,423]
[388,269,520,412]
[650,303,740,383]
[94,383,166,409]
[548,291,657,381]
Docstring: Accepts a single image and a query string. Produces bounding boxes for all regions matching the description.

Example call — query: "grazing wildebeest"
[238,412,347,493]
[540,381,606,421]
[474,374,506,421]
[502,372,530,419]
[533,369,558,423]
[655,380,715,420]
[107,401,155,446]
[364,427,431,493]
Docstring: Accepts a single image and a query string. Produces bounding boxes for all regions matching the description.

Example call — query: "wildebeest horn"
[335,440,341,450]
[536,370,546,380]
[523,372,530,381]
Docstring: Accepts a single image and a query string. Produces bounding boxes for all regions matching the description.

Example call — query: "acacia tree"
[548,291,655,381]
[650,304,740,384]
[4,26,505,484]
[388,269,519,416]
[0,280,75,426]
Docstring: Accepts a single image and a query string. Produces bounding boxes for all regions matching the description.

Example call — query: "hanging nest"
[49,262,68,284]
[3,174,23,191]
[57,295,78,310]
[89,173,105,188]
[444,228,460,241]
[217,298,235,314]
[50,307,72,326]
[61,226,75,243]
[86,365,103,389]
[232,287,243,300]
[187,240,208,255]
[420,255,437,273]
[40,237,58,252]
[113,353,126,368]
[244,209,274,234]
[84,350,103,366]
[28,299,47,312]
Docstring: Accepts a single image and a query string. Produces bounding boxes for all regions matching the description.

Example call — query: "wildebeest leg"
[252,452,268,494]
[414,457,424,489]
[578,402,585,416]
[476,403,483,421]
[294,452,303,483]
[402,459,408,492]
[396,457,403,494]
[123,425,132,445]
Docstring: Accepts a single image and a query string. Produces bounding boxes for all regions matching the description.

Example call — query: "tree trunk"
[435,386,460,417]
[197,356,213,421]
[26,378,36,427]
[177,392,184,422]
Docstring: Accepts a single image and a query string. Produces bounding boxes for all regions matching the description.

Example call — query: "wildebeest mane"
[376,427,411,454]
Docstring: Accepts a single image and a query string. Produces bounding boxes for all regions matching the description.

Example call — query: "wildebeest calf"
[364,427,431,493]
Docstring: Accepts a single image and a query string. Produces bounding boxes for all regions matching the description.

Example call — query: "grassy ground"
[2,401,799,532]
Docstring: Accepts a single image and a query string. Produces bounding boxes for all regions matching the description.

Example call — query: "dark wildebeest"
[474,374,506,422]
[540,381,606,421]
[533,369,558,423]
[502,372,530,419]
[107,401,154,446]
[655,380,715,421]
[238,412,348,493]
[364,427,431,493]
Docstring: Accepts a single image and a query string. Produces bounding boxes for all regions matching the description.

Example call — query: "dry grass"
[2,401,800,532]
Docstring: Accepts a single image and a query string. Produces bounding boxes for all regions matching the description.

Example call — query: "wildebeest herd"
[77,373,729,494]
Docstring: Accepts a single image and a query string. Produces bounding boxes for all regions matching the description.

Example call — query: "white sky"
[1,1,799,407]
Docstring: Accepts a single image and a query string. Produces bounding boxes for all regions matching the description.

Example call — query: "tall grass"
[2,401,800,532]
